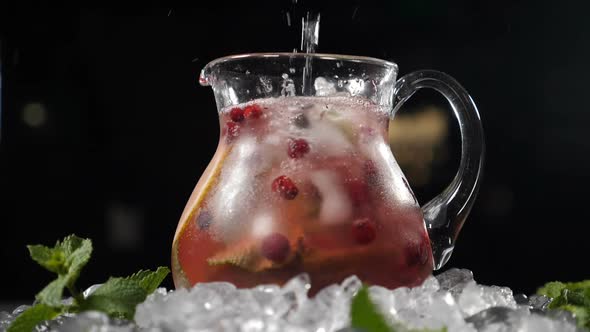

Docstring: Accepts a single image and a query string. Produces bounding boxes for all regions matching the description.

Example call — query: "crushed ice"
[0,269,585,332]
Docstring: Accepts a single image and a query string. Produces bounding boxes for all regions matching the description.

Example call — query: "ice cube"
[311,284,349,331]
[458,281,518,316]
[436,268,475,298]
[314,77,337,96]
[306,120,354,157]
[11,304,30,316]
[282,273,311,307]
[55,311,135,332]
[465,307,526,329]
[390,283,474,332]
[310,170,352,225]
[209,137,261,241]
[545,309,579,327]
[340,275,362,299]
[471,310,582,332]
[250,212,277,238]
[82,284,103,298]
[517,314,582,332]
[367,276,474,332]
[0,311,14,330]
[528,294,551,312]
[513,293,529,305]
[251,284,282,317]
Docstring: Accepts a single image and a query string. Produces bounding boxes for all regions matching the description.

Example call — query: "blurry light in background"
[21,102,47,128]
[106,202,144,251]
[389,106,449,186]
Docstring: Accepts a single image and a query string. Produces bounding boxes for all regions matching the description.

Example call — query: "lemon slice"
[207,239,273,272]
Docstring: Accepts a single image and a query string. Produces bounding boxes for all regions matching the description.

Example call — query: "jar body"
[171,96,433,293]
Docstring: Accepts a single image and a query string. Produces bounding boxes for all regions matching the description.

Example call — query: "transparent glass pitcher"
[172,53,484,293]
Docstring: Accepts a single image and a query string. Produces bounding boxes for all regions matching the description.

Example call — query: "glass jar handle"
[392,70,485,270]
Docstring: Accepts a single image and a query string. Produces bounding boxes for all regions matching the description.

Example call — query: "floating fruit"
[230,107,245,122]
[244,104,263,119]
[272,175,299,200]
[352,218,376,245]
[207,240,271,272]
[261,233,291,263]
[288,138,310,159]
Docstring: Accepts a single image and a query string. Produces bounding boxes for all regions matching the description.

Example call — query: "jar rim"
[200,52,398,86]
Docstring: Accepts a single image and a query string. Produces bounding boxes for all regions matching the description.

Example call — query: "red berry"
[244,104,262,119]
[405,239,430,267]
[261,233,291,263]
[288,138,310,159]
[272,175,299,200]
[229,107,245,122]
[226,122,240,141]
[352,218,376,245]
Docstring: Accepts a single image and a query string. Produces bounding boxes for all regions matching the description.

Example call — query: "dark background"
[1,0,589,305]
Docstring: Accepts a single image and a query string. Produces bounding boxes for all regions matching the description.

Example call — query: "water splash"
[300,12,320,54]
[301,12,320,95]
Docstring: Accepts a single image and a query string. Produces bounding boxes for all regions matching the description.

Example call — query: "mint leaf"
[351,285,394,332]
[128,267,170,294]
[36,276,68,307]
[27,245,66,274]
[80,277,147,319]
[537,281,566,299]
[350,285,447,332]
[538,280,590,329]
[57,235,93,288]
[6,304,60,332]
[23,235,168,325]
[560,304,589,329]
[29,235,92,306]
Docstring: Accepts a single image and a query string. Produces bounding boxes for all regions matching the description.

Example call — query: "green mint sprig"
[7,235,169,332]
[537,280,590,329]
[350,285,446,332]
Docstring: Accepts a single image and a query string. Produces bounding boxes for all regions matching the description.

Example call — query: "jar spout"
[198,69,210,86]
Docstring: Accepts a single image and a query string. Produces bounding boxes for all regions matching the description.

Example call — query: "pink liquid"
[172,96,433,294]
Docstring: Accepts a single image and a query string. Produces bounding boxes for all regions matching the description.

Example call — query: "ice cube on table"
[527,294,551,311]
[466,307,527,330]
[468,308,583,332]
[436,268,475,298]
[545,309,579,327]
[381,276,475,332]
[513,293,529,305]
[0,311,14,331]
[458,281,518,317]
[4,268,581,332]
[52,311,135,332]
[11,304,30,316]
